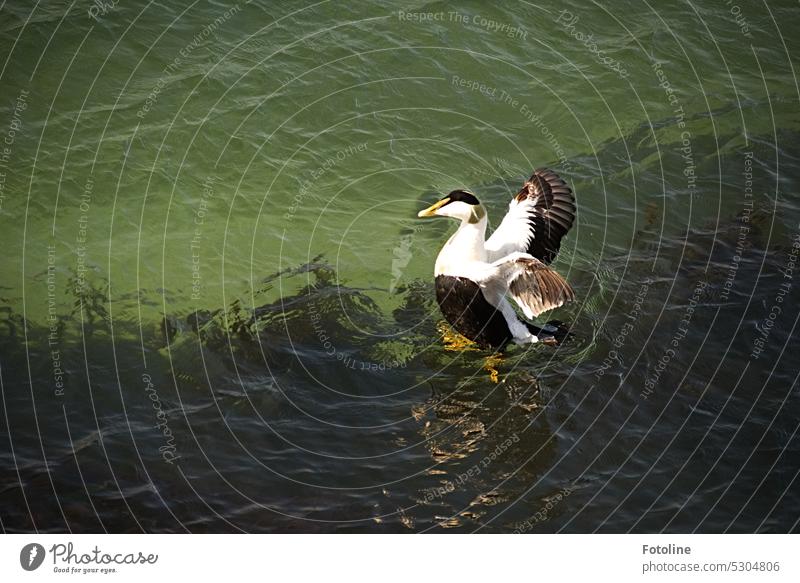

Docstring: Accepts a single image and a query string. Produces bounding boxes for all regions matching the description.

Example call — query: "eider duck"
[418,168,576,349]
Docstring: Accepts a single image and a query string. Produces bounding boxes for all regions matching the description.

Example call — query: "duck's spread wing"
[477,253,574,319]
[484,168,576,264]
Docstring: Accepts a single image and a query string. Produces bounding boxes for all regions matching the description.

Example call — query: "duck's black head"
[446,190,480,206]
[417,190,484,222]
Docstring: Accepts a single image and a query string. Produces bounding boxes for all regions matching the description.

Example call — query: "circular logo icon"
[20,543,46,571]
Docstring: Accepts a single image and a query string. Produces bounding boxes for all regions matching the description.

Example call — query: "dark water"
[1,0,799,532]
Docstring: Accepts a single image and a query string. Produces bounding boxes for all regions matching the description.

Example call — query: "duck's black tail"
[524,320,573,344]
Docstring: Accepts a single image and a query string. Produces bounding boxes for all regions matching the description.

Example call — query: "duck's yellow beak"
[417,198,450,218]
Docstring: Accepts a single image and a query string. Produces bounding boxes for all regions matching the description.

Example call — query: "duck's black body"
[434,275,566,350]
[435,275,512,349]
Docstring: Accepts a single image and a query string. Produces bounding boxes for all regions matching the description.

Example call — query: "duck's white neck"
[434,214,488,276]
